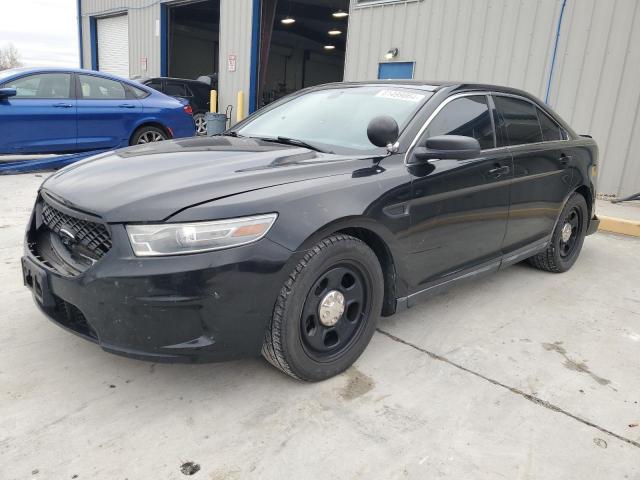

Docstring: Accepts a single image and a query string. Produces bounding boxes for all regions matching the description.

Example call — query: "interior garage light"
[324,45,336,50]
[281,16,295,24]
[332,9,348,18]
[328,29,342,35]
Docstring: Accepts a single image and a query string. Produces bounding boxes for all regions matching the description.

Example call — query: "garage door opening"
[96,14,130,78]
[167,0,220,83]
[257,0,350,108]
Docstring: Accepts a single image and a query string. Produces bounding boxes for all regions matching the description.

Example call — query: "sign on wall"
[227,54,237,72]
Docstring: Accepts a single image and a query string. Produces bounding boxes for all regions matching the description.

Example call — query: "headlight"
[126,213,278,256]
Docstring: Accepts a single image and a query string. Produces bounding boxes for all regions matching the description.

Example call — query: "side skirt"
[395,237,549,312]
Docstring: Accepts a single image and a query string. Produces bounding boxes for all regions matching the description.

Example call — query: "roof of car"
[322,80,534,95]
[146,77,210,86]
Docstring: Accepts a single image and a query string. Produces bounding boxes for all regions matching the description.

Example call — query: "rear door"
[0,72,76,153]
[76,73,142,150]
[493,94,573,253]
[407,94,513,291]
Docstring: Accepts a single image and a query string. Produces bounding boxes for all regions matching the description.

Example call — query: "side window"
[424,95,495,150]
[129,84,150,99]
[3,73,71,99]
[493,96,543,146]
[78,74,126,100]
[537,108,565,141]
[145,80,162,92]
[165,82,188,97]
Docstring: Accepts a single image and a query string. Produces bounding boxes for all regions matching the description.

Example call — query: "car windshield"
[236,86,432,154]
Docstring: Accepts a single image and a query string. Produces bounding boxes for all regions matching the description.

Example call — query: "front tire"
[528,193,588,273]
[262,234,384,381]
[130,125,168,145]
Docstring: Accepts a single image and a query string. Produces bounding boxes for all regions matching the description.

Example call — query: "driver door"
[405,94,512,299]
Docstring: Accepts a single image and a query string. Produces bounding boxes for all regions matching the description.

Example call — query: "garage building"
[77,0,640,198]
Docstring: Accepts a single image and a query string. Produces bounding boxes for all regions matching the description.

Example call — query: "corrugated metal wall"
[218,0,253,119]
[345,0,640,197]
[80,0,161,78]
[80,0,252,119]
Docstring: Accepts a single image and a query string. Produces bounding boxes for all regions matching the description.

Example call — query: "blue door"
[378,62,415,80]
[0,72,77,154]
[76,73,142,150]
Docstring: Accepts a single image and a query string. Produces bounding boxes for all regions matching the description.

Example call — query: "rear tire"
[262,234,384,381]
[130,125,167,145]
[193,113,207,136]
[528,193,588,273]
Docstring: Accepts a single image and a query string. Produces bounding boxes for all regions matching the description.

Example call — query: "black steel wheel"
[528,193,588,273]
[262,234,384,381]
[300,263,371,361]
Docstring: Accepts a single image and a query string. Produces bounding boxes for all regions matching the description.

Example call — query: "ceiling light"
[332,9,348,18]
[281,16,295,24]
[324,45,336,50]
[328,29,342,36]
[384,48,399,60]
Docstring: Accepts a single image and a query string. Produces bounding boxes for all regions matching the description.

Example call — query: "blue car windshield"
[236,86,432,154]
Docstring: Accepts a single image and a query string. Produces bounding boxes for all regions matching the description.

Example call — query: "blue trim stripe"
[89,17,98,70]
[77,0,83,68]
[249,0,260,113]
[160,4,168,76]
[545,0,567,104]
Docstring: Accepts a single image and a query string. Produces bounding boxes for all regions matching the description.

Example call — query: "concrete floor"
[1,174,639,480]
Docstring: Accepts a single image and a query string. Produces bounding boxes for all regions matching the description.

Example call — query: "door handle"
[487,165,510,177]
[118,103,135,108]
[53,103,72,108]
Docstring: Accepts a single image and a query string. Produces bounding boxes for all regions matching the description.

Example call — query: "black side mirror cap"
[367,115,399,148]
[412,135,481,162]
[0,87,17,98]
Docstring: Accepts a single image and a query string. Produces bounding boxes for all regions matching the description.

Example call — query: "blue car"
[0,67,195,154]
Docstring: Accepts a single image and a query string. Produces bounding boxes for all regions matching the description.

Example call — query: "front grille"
[41,201,112,260]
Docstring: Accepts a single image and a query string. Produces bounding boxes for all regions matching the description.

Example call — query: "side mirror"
[412,135,481,162]
[367,115,399,148]
[0,87,17,98]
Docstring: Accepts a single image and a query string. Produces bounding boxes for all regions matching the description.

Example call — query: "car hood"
[41,136,370,222]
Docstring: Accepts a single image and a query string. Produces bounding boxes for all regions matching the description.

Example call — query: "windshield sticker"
[375,90,425,103]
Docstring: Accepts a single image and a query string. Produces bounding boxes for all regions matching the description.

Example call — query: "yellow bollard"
[210,90,217,113]
[236,91,245,123]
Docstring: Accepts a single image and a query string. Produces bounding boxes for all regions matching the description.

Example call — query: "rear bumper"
[587,215,600,236]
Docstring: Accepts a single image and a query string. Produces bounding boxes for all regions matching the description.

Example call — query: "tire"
[262,234,384,381]
[528,193,588,273]
[130,125,168,145]
[193,113,207,136]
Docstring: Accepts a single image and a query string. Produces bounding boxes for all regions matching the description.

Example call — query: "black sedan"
[143,77,212,136]
[22,81,599,381]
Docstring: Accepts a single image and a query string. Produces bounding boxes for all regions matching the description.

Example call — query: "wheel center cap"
[318,290,345,327]
[561,222,573,243]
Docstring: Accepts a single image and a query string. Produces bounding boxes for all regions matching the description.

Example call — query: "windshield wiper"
[221,131,244,138]
[255,136,330,153]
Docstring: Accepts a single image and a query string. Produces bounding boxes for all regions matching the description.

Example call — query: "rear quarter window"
[537,108,566,141]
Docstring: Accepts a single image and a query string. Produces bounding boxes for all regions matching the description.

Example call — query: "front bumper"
[23,223,296,363]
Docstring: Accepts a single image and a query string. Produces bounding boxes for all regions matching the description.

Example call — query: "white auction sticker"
[374,90,425,102]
